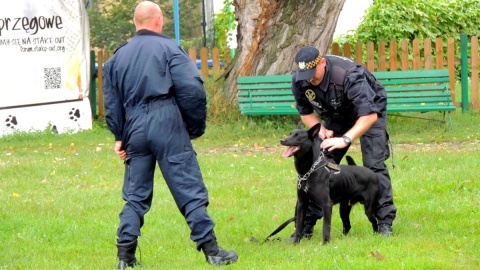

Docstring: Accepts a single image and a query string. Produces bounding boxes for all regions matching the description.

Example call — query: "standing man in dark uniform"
[289,46,397,239]
[102,1,237,268]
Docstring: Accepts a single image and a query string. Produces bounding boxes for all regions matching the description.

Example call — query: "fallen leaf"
[368,250,385,261]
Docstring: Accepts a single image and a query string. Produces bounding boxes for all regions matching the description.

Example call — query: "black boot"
[117,240,142,269]
[378,223,393,236]
[302,219,316,239]
[287,217,318,242]
[201,238,238,266]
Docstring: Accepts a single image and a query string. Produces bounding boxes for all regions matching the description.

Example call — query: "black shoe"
[201,238,238,266]
[286,222,315,242]
[205,247,238,266]
[117,259,142,269]
[378,223,393,236]
[303,223,314,239]
[117,240,142,269]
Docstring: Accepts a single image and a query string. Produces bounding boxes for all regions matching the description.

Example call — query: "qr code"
[44,67,62,89]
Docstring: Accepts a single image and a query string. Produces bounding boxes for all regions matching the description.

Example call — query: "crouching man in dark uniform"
[102,1,237,268]
[289,46,397,240]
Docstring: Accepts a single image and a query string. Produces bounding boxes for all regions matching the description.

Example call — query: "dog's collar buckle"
[326,162,340,172]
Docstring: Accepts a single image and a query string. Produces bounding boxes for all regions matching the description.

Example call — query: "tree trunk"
[223,0,346,101]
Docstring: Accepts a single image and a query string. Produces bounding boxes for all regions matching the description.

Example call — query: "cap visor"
[295,68,316,82]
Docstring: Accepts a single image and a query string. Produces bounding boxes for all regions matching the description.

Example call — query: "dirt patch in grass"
[198,141,480,155]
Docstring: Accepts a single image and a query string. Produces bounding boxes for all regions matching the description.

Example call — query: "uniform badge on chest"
[305,89,316,101]
[305,89,322,109]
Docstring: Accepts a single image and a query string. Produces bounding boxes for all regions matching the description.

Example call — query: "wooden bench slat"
[237,84,292,90]
[387,92,451,98]
[387,98,453,106]
[240,109,298,115]
[238,97,295,103]
[384,85,447,92]
[237,75,291,84]
[388,106,456,113]
[379,77,450,85]
[373,69,449,79]
[239,103,294,107]
[238,91,292,97]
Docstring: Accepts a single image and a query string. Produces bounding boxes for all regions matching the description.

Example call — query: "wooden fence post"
[424,38,432,70]
[343,42,351,58]
[472,36,479,111]
[212,47,220,75]
[366,41,375,71]
[460,34,469,112]
[355,42,363,64]
[97,49,104,118]
[435,38,444,69]
[389,40,398,71]
[200,47,209,79]
[413,39,421,70]
[188,47,196,65]
[331,42,340,55]
[401,40,409,70]
[447,37,456,103]
[378,41,386,71]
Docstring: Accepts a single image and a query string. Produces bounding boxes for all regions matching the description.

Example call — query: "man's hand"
[114,141,127,160]
[319,125,334,140]
[321,137,349,151]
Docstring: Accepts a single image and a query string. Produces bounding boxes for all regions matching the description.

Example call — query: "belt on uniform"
[125,97,174,115]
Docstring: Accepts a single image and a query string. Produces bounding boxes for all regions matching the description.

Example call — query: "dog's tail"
[345,155,356,166]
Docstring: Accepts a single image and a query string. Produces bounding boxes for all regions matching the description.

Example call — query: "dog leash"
[264,216,296,242]
[296,154,325,189]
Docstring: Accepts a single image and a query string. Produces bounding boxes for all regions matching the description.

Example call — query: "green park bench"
[237,69,456,125]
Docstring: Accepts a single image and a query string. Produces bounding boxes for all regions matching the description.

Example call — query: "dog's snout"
[280,139,285,144]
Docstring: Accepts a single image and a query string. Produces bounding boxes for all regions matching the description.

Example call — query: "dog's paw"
[68,108,80,122]
[5,115,18,129]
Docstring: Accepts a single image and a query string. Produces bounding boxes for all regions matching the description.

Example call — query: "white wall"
[334,0,373,37]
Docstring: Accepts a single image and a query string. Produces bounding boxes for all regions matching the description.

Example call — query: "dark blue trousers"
[116,98,215,249]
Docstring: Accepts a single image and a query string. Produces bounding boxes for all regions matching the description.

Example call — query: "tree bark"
[223,0,346,100]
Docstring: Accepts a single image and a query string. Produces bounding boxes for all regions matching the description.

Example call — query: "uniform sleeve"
[291,71,314,115]
[103,60,125,141]
[169,50,206,139]
[344,67,382,117]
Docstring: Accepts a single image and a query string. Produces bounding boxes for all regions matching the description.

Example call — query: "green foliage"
[213,0,236,57]
[350,0,480,44]
[88,0,137,50]
[88,0,204,50]
[333,0,480,68]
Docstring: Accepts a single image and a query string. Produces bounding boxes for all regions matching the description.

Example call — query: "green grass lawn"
[0,110,479,269]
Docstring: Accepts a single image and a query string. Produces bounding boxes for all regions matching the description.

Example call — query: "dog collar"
[296,152,340,190]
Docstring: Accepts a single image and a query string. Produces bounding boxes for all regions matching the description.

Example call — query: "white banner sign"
[0,0,90,108]
[0,0,92,136]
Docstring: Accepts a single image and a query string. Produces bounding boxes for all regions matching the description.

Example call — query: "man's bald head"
[134,1,164,33]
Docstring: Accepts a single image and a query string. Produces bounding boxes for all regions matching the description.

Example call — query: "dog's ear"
[296,122,303,130]
[308,123,321,139]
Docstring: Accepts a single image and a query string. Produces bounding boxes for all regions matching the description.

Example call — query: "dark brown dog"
[280,123,379,244]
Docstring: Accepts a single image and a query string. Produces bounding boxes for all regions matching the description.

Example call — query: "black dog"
[280,123,379,244]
